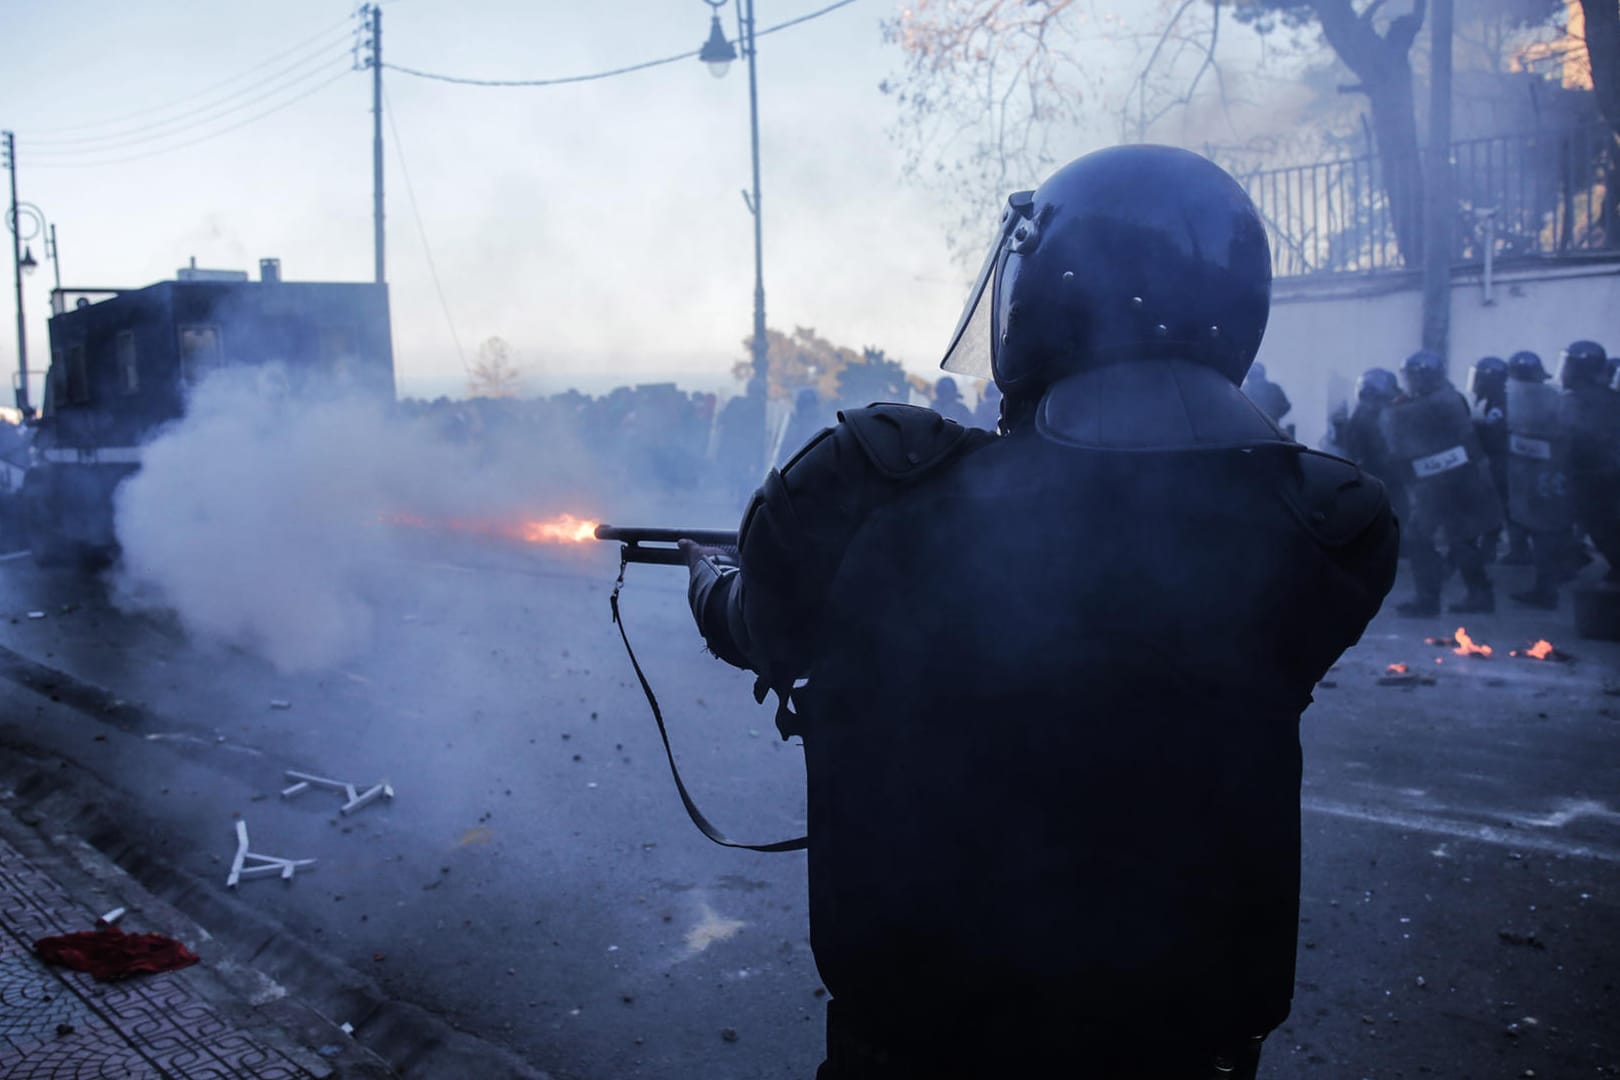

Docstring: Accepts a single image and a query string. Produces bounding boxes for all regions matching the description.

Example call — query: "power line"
[382,83,466,372]
[383,0,861,88]
[26,48,357,156]
[29,68,356,169]
[15,14,360,138]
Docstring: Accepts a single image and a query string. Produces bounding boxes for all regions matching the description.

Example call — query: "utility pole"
[740,0,766,405]
[369,3,385,285]
[3,131,28,416]
[1421,0,1454,362]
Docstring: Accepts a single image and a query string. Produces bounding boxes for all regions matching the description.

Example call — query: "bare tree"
[466,336,522,400]
[1583,0,1620,138]
[879,0,1106,253]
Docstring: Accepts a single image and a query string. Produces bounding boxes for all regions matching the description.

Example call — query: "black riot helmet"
[1559,339,1609,389]
[1506,350,1548,382]
[1467,356,1507,401]
[1356,367,1399,403]
[1400,349,1449,396]
[940,145,1271,405]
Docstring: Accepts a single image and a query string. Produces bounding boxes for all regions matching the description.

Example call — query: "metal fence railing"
[1235,123,1617,280]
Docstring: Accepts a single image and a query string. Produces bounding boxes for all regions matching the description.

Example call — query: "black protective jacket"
[690,359,1398,1063]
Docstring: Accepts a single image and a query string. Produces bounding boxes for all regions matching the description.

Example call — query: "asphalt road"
[0,530,1616,1080]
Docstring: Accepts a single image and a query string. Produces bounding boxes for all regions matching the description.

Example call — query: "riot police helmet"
[1506,350,1548,382]
[1356,367,1399,403]
[934,376,962,402]
[1558,340,1608,389]
[1467,355,1507,401]
[940,145,1271,405]
[1400,349,1449,396]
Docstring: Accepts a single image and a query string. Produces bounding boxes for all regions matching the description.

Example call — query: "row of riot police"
[1336,340,1619,615]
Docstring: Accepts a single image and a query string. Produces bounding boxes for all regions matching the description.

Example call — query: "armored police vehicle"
[23,259,393,565]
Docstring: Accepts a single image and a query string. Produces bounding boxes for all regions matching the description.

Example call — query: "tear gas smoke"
[109,366,604,671]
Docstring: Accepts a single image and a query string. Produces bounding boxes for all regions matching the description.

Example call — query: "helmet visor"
[940,191,1032,380]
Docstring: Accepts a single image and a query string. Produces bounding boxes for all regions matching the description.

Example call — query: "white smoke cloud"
[108,366,591,672]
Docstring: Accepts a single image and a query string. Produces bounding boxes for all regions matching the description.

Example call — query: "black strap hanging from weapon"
[609,551,808,853]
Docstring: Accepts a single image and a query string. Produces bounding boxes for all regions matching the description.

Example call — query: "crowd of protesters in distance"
[394,373,1002,505]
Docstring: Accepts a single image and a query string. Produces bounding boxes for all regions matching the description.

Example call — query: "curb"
[0,714,552,1079]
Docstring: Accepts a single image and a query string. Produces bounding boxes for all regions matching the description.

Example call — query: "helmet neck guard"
[1034,359,1291,451]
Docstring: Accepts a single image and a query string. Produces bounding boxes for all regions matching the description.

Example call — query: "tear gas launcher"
[593,524,738,566]
[594,522,805,853]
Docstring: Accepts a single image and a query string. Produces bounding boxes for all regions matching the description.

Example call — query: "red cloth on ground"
[34,926,200,981]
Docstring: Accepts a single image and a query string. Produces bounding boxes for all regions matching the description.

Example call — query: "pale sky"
[1,0,993,400]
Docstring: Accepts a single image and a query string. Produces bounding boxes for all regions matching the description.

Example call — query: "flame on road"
[1451,627,1493,658]
[1386,663,1409,675]
[1510,639,1565,661]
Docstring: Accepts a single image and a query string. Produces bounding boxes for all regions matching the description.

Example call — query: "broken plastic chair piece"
[226,819,316,888]
[281,769,394,815]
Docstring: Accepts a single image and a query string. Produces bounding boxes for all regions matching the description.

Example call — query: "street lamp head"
[18,245,38,275]
[699,13,737,78]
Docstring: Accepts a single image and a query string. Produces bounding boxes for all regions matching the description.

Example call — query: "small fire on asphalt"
[1509,639,1573,662]
[1425,627,1493,658]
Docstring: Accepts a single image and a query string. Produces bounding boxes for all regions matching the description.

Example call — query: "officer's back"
[810,363,1390,1058]
[685,146,1398,1078]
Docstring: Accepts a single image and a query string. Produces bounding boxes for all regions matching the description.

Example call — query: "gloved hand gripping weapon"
[594,524,806,853]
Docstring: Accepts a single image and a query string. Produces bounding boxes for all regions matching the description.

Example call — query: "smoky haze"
[108,366,618,671]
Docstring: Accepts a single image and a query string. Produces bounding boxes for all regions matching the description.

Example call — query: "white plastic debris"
[26,611,45,620]
[339,1022,355,1036]
[226,819,316,888]
[280,769,393,815]
[98,906,126,926]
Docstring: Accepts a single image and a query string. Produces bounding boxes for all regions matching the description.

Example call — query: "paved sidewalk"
[0,828,325,1079]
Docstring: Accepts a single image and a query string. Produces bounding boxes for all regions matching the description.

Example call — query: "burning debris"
[1425,627,1493,658]
[1378,663,1436,687]
[1509,639,1573,662]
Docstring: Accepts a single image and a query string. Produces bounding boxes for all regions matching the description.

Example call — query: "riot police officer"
[973,380,1003,432]
[931,375,976,427]
[1381,350,1504,615]
[1561,340,1620,582]
[681,145,1397,1079]
[1342,367,1407,522]
[1469,355,1526,563]
[1241,360,1293,434]
[1503,351,1576,608]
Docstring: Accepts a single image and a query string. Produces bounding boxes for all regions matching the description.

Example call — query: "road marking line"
[1303,796,1620,863]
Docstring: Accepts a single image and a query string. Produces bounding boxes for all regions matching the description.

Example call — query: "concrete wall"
[1254,257,1620,450]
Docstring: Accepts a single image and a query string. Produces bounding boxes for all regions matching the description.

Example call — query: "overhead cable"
[30,68,355,169]
[383,0,861,88]
[26,50,357,155]
[382,84,467,372]
[16,15,359,138]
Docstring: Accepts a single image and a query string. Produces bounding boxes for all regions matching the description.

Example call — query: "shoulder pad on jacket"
[837,403,978,481]
[1283,448,1392,547]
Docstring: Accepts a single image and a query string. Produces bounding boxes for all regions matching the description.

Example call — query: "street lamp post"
[3,130,50,417]
[699,0,769,460]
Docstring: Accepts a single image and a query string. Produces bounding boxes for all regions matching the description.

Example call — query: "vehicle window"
[44,349,61,414]
[178,324,223,384]
[66,344,90,404]
[319,324,360,380]
[117,331,139,394]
